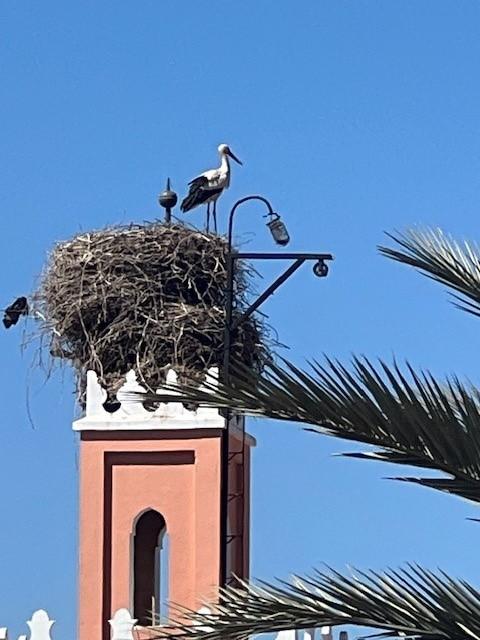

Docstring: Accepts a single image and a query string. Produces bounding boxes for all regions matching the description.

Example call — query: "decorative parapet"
[0,610,347,640]
[106,610,345,640]
[73,367,243,432]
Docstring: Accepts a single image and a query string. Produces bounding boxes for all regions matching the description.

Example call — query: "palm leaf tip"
[379,228,480,316]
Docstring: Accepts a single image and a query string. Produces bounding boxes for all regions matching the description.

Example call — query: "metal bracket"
[230,253,334,331]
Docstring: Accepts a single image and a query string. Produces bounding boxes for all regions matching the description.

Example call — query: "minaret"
[74,368,253,640]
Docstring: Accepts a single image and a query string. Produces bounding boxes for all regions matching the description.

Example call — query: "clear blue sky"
[2,1,480,637]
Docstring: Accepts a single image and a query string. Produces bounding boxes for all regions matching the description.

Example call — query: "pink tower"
[73,368,253,640]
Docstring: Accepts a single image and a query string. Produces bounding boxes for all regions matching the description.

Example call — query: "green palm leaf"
[133,357,480,504]
[379,229,480,316]
[152,566,480,640]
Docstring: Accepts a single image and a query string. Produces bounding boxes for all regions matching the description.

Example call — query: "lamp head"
[266,213,290,246]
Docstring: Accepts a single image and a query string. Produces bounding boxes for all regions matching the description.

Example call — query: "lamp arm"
[227,195,275,250]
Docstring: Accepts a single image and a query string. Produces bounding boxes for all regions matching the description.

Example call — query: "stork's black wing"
[3,296,29,329]
[181,176,222,212]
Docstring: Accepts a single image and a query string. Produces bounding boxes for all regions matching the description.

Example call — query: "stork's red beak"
[227,149,243,165]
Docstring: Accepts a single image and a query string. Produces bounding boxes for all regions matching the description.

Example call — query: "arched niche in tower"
[131,509,169,626]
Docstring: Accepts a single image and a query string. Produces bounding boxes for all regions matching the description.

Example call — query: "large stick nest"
[33,223,269,406]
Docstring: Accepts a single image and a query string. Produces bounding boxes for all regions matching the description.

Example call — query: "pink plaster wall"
[78,429,225,640]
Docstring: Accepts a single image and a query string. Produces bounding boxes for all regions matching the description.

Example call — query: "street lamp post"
[220,195,333,587]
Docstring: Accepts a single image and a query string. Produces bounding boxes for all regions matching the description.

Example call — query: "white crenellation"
[193,606,214,633]
[85,370,108,417]
[109,609,137,640]
[276,631,296,640]
[115,370,150,417]
[26,611,54,640]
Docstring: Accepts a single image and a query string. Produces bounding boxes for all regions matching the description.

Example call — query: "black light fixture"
[265,212,290,246]
[313,259,329,277]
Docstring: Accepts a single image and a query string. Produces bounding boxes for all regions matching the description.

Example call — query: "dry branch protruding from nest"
[33,223,268,405]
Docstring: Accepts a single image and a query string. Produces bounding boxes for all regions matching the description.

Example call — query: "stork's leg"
[213,200,218,233]
[206,202,210,233]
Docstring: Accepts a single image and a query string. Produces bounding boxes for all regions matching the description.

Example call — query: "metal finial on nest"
[158,178,178,224]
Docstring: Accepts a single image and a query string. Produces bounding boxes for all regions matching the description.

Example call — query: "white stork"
[181,143,242,233]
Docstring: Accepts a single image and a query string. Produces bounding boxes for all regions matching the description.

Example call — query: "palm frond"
[379,228,480,316]
[152,566,480,640]
[132,357,480,504]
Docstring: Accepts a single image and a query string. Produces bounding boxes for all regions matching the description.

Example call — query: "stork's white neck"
[219,152,230,173]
